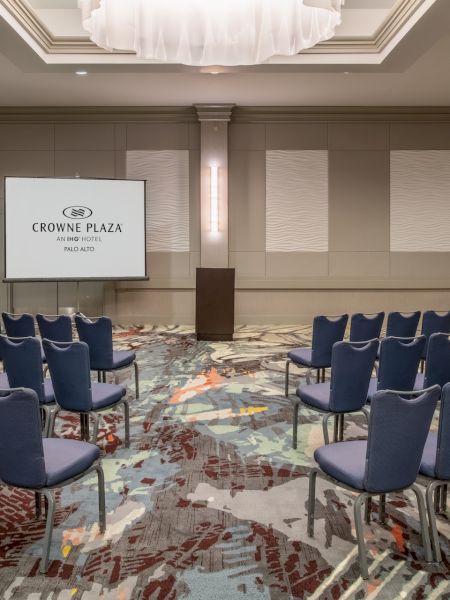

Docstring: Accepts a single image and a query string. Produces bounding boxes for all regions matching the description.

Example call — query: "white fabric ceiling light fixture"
[78,0,344,66]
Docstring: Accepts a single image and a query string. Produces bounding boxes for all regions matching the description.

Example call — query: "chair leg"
[40,490,55,574]
[91,412,100,445]
[292,402,300,449]
[338,413,344,441]
[322,413,331,445]
[316,369,320,384]
[426,481,442,563]
[333,415,339,443]
[123,400,130,448]
[97,371,101,383]
[307,468,318,537]
[48,407,59,438]
[434,484,441,514]
[95,464,106,533]
[35,492,42,519]
[285,360,291,398]
[354,493,370,580]
[306,368,312,385]
[441,484,447,514]
[133,361,139,399]
[322,368,326,383]
[102,371,106,383]
[411,483,433,564]
[379,494,386,524]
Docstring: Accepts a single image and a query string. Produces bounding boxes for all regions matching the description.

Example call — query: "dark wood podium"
[196,268,235,341]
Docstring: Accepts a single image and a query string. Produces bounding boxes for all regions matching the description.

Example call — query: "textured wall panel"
[127,150,189,252]
[266,150,328,252]
[391,151,450,251]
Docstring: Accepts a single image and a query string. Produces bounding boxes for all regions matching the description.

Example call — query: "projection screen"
[4,177,147,281]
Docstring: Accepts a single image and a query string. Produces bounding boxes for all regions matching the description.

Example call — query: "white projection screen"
[4,177,147,281]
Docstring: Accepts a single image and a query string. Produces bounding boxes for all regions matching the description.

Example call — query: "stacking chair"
[36,314,73,343]
[420,310,450,362]
[367,336,425,401]
[285,314,348,396]
[308,386,440,580]
[2,312,46,362]
[75,315,139,398]
[43,339,130,447]
[419,382,450,562]
[0,336,55,436]
[415,333,450,391]
[0,387,105,574]
[292,339,378,449]
[385,310,421,338]
[349,312,384,343]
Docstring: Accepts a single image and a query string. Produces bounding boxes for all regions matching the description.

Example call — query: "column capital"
[194,104,235,122]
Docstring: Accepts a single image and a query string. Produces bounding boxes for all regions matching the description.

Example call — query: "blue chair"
[420,310,450,361]
[285,314,348,396]
[419,382,450,562]
[385,311,421,338]
[367,336,425,401]
[308,386,439,579]
[0,387,105,573]
[415,333,450,391]
[43,339,130,447]
[75,315,139,399]
[2,312,46,362]
[349,312,384,343]
[36,314,73,343]
[0,336,55,436]
[293,339,378,448]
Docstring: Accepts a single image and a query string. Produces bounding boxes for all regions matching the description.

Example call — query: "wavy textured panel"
[266,150,328,252]
[126,150,189,252]
[391,151,450,252]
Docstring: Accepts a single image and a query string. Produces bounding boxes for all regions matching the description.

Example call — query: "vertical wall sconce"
[210,164,219,234]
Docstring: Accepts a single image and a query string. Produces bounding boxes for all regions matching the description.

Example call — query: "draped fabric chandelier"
[78,0,344,66]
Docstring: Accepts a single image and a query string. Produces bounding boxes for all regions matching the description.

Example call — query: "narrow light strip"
[210,164,219,233]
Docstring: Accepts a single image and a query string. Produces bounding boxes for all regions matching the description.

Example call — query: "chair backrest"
[42,340,93,412]
[424,333,450,389]
[311,314,348,368]
[364,386,440,493]
[329,339,379,412]
[36,314,73,343]
[378,336,425,392]
[0,336,45,403]
[349,312,384,343]
[2,312,35,338]
[421,310,450,359]
[0,388,46,488]
[74,315,113,370]
[436,382,450,480]
[385,311,421,338]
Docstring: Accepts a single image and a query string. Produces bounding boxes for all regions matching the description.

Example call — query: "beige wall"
[1,107,450,324]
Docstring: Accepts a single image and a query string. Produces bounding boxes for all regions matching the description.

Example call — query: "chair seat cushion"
[288,348,312,367]
[112,350,136,369]
[366,377,377,402]
[43,438,100,487]
[414,373,425,391]
[314,440,367,490]
[91,382,126,409]
[43,378,55,404]
[0,372,9,389]
[419,431,437,478]
[297,382,331,411]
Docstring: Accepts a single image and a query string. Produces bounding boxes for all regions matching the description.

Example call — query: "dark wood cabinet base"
[195,268,235,341]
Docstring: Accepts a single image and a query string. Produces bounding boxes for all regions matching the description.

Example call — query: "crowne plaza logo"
[63,206,93,219]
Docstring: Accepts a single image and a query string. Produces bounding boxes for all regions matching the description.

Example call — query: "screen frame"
[3,175,149,283]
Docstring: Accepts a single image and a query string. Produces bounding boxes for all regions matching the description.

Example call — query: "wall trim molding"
[0,106,198,123]
[1,106,450,123]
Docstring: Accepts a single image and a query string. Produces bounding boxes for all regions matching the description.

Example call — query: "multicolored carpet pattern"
[0,325,449,599]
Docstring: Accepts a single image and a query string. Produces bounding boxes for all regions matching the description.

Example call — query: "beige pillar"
[195,104,234,268]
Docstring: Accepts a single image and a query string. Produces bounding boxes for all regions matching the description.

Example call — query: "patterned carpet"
[0,325,449,599]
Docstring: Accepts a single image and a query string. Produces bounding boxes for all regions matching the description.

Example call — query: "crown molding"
[0,0,438,63]
[194,104,235,122]
[0,106,199,123]
[231,106,450,123]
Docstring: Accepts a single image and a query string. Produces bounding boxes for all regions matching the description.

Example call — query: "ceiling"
[0,0,449,106]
